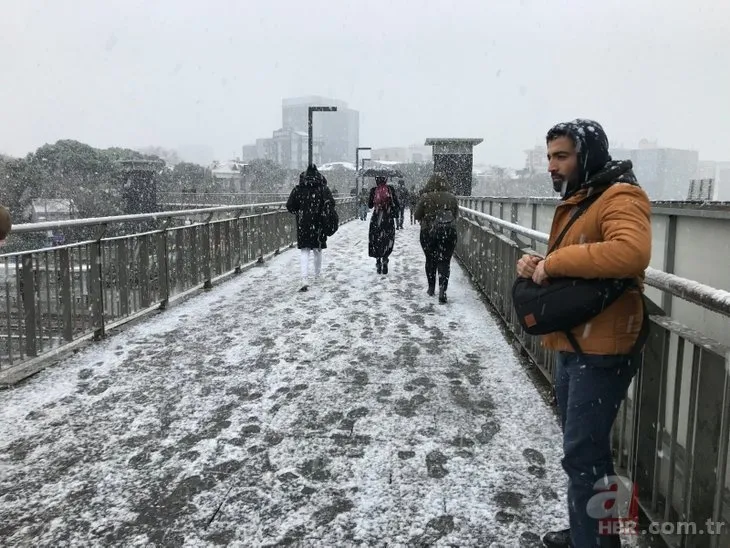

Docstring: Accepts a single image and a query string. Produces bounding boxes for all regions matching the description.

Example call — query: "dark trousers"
[420,228,456,291]
[396,206,405,228]
[555,352,639,547]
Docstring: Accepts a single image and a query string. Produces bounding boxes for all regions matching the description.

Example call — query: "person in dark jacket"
[413,173,459,303]
[358,187,369,221]
[286,165,336,292]
[394,179,408,229]
[368,176,400,274]
[408,186,418,225]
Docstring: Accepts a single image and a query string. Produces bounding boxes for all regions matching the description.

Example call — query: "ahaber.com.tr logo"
[586,475,640,536]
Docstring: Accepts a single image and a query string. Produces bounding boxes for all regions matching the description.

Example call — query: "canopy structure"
[358,167,404,179]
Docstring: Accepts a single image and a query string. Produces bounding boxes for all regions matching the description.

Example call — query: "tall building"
[524,145,548,175]
[696,160,730,200]
[281,96,359,165]
[630,148,698,199]
[371,144,432,164]
[270,128,322,170]
[610,145,698,200]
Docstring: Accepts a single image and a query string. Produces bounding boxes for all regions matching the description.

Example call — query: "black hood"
[546,118,637,196]
[299,165,326,188]
[546,118,611,184]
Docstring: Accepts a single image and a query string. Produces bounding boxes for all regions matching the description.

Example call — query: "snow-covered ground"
[0,216,633,546]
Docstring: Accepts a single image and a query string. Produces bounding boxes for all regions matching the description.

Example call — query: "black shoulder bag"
[319,187,339,237]
[511,192,649,356]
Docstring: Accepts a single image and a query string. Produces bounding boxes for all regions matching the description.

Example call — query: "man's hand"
[516,254,540,278]
[532,260,549,285]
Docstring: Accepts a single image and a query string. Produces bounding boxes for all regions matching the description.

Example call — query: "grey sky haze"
[1,0,728,167]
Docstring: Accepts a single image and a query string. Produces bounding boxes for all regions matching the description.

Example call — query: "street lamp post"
[355,146,371,195]
[308,106,338,167]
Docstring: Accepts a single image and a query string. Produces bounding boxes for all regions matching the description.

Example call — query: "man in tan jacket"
[516,119,651,548]
[0,205,11,246]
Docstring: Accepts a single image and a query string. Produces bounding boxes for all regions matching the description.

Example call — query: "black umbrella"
[358,167,404,179]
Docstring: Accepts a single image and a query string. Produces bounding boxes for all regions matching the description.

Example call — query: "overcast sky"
[1,0,728,167]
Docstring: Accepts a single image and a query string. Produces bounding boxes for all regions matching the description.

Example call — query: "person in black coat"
[368,176,400,274]
[286,165,336,292]
[413,173,459,303]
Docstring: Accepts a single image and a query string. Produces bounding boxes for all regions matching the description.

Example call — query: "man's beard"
[552,176,567,194]
[552,174,579,196]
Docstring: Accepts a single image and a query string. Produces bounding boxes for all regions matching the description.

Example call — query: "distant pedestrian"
[358,187,369,221]
[408,186,418,224]
[286,165,336,292]
[413,174,458,303]
[368,176,400,274]
[394,179,408,229]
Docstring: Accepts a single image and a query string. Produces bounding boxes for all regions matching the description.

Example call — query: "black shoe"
[542,529,572,547]
[438,289,447,303]
[382,259,388,275]
[299,285,308,292]
[427,286,435,297]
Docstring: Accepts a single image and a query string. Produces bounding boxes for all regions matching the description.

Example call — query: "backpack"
[429,207,456,239]
[511,189,651,355]
[373,185,392,211]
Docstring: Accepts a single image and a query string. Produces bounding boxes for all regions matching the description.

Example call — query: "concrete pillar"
[118,159,165,214]
[424,138,483,196]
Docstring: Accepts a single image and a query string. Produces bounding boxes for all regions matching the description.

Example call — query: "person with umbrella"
[368,175,400,274]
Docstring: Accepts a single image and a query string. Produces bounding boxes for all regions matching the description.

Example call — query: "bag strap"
[553,191,603,354]
[548,190,604,254]
[553,188,651,358]
[565,331,584,355]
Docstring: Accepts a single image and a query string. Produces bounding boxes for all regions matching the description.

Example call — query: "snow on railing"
[459,205,730,319]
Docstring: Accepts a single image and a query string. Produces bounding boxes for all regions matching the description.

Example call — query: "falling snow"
[0,220,647,546]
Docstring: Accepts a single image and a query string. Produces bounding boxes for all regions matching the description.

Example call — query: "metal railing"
[0,198,355,383]
[455,204,730,548]
[159,192,293,207]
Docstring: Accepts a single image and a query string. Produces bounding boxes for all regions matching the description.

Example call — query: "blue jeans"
[555,352,639,547]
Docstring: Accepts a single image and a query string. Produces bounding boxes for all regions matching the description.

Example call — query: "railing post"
[203,214,213,289]
[233,211,243,273]
[21,254,37,358]
[510,203,519,243]
[189,226,199,287]
[175,228,185,293]
[213,220,222,276]
[90,233,106,340]
[58,248,73,342]
[157,221,170,309]
[118,240,129,317]
[223,219,232,273]
[139,235,151,309]
[256,214,264,264]
[241,216,251,265]
[662,215,677,316]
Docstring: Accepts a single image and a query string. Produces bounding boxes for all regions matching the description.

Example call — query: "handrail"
[459,205,730,319]
[8,198,355,235]
[160,191,291,197]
